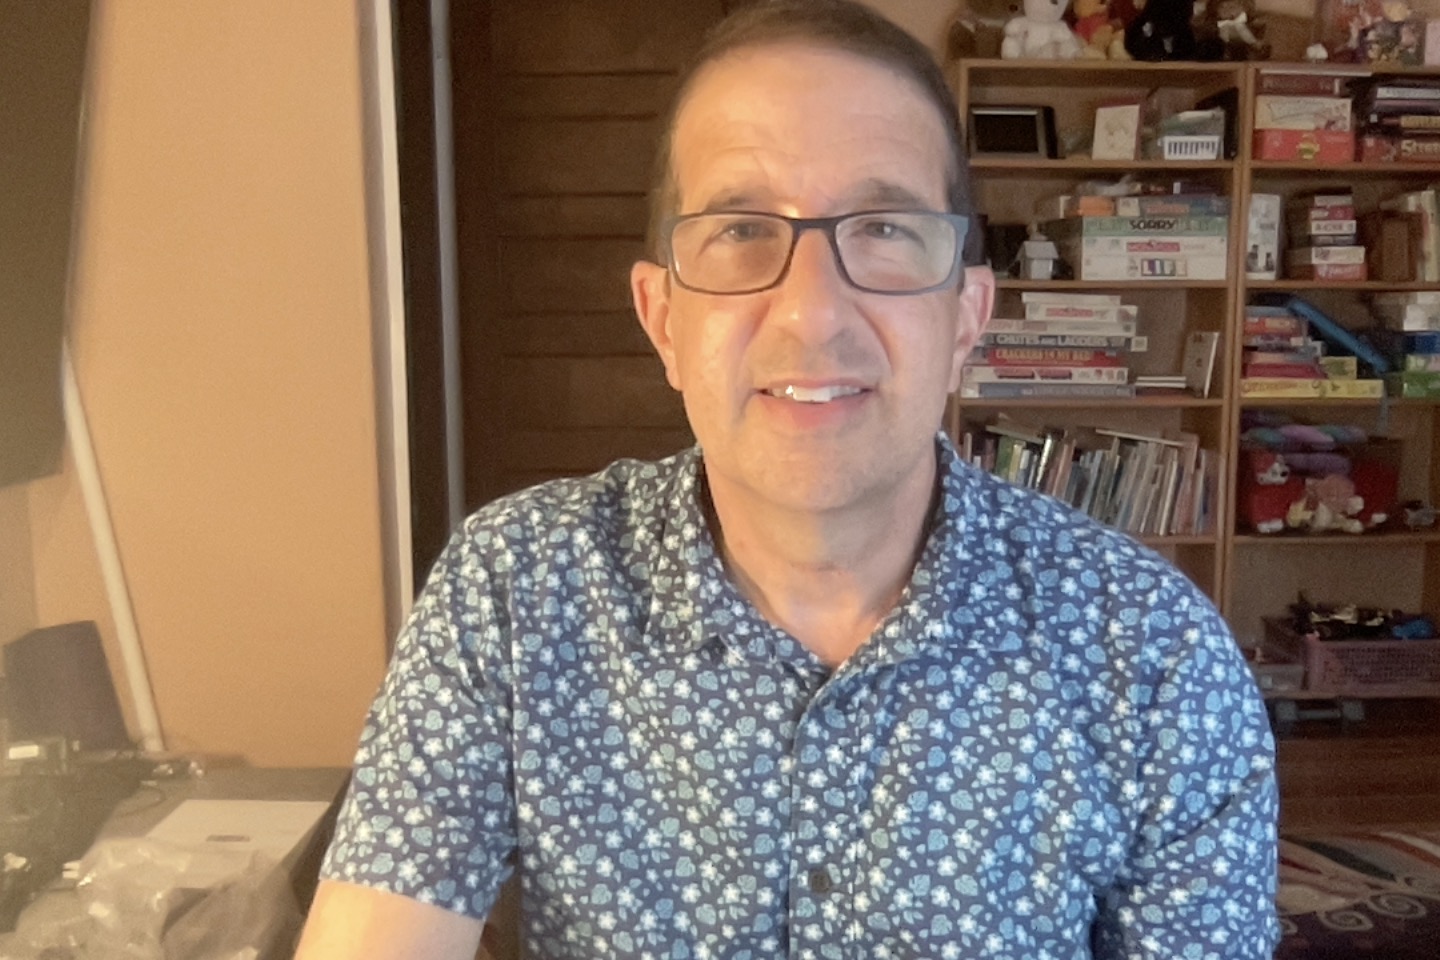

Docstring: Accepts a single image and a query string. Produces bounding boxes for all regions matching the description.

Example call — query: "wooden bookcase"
[954,59,1440,827]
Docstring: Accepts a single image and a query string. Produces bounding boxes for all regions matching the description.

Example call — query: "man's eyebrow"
[846,179,933,210]
[698,189,773,213]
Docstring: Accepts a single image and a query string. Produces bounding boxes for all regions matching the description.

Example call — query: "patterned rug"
[1276,831,1440,958]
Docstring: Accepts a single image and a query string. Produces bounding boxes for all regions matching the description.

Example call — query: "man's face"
[631,43,993,516]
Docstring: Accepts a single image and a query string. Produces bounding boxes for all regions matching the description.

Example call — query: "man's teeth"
[771,385,863,403]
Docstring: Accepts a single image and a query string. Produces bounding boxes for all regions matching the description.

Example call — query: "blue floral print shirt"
[322,433,1279,959]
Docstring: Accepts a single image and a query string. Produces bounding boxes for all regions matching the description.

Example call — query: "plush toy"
[949,0,1023,60]
[1002,0,1082,59]
[1069,0,1129,58]
[1195,0,1270,60]
[1300,473,1366,534]
[1123,0,1197,60]
[1240,450,1304,534]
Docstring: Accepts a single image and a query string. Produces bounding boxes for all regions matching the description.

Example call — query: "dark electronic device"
[1195,87,1239,159]
[5,622,130,752]
[967,105,1059,159]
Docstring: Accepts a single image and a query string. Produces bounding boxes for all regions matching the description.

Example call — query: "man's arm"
[295,879,484,960]
[1093,573,1280,959]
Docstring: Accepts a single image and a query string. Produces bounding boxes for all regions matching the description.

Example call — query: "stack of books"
[962,292,1140,399]
[1357,77,1440,163]
[957,419,1215,537]
[1286,191,1366,281]
[1367,292,1440,398]
[1252,70,1355,163]
[1240,304,1327,398]
[1038,201,1229,281]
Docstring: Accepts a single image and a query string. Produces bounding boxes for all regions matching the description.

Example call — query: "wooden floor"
[1275,699,1440,832]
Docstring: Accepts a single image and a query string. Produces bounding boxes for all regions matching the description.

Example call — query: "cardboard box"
[1254,95,1353,131]
[1357,132,1440,163]
[1320,378,1385,398]
[1055,235,1228,281]
[1286,262,1368,280]
[1252,128,1355,162]
[1246,193,1281,280]
[1286,245,1367,265]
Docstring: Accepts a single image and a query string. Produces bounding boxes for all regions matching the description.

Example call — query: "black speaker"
[4,621,130,751]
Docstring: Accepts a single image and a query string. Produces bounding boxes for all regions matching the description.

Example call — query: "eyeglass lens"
[669,212,961,294]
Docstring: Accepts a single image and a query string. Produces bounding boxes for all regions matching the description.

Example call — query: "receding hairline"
[646,27,971,264]
[665,40,957,204]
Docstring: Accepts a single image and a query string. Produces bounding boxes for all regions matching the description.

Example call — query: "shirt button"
[808,867,834,894]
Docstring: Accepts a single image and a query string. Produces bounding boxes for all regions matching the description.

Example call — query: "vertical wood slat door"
[453,0,733,507]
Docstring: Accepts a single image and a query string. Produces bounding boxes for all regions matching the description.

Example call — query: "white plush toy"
[1001,0,1082,59]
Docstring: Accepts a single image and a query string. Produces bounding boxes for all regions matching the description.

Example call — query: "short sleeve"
[320,521,517,919]
[1093,571,1280,959]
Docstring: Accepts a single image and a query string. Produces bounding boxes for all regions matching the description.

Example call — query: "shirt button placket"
[786,688,855,958]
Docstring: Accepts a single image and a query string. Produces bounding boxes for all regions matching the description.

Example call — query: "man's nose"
[768,229,849,339]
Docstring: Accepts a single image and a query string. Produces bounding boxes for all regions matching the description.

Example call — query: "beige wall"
[14,0,391,766]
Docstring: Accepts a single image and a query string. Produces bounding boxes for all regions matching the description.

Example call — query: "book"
[980,332,1136,350]
[1286,245,1367,265]
[1182,331,1220,398]
[1257,70,1353,97]
[960,364,1129,384]
[957,382,1137,399]
[1243,361,1327,379]
[1023,302,1139,323]
[987,317,1138,337]
[1240,377,1325,398]
[973,347,1127,367]
[1286,263,1367,281]
[1019,291,1121,305]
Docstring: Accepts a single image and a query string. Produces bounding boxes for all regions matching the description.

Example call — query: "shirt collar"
[639,432,994,668]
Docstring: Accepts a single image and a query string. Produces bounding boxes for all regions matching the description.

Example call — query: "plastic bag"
[0,837,300,960]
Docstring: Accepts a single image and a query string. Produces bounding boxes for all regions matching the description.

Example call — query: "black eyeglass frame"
[659,210,971,296]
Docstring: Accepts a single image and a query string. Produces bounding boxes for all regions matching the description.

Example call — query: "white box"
[1057,235,1228,281]
[1246,193,1280,280]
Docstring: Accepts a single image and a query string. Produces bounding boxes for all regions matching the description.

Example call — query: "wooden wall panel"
[500,428,694,473]
[500,74,679,119]
[498,118,659,196]
[500,238,644,313]
[497,311,655,357]
[499,357,684,430]
[499,196,648,239]
[492,0,722,73]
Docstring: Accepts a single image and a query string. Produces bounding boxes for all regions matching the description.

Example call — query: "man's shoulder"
[454,450,691,562]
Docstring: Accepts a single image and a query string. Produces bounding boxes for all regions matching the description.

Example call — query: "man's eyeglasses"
[661,210,970,296]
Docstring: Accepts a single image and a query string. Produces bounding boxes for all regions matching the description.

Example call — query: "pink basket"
[1263,618,1440,698]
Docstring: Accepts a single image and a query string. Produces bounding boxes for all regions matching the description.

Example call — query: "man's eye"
[718,219,777,242]
[855,217,915,242]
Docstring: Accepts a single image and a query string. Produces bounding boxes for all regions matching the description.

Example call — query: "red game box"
[1253,129,1355,162]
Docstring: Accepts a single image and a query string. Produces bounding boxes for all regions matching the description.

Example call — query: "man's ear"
[948,264,995,392]
[631,260,682,391]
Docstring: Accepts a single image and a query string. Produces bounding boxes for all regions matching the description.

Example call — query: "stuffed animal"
[1195,0,1270,60]
[949,0,1023,60]
[1069,0,1129,58]
[1123,0,1197,60]
[1300,473,1365,534]
[1240,450,1303,534]
[1002,0,1082,59]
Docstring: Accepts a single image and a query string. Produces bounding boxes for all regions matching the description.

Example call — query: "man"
[298,2,1279,957]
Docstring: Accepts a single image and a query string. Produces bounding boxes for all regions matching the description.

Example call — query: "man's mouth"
[762,385,866,404]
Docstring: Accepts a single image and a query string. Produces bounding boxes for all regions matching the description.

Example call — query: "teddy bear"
[1123,0,1197,60]
[1069,0,1130,58]
[1002,0,1082,60]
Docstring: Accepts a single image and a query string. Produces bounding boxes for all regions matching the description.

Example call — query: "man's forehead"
[671,43,951,213]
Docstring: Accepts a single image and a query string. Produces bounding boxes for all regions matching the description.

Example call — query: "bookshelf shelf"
[1246,280,1440,292]
[1140,535,1219,547]
[1239,396,1437,408]
[996,279,1230,291]
[957,396,1221,409]
[970,157,1234,175]
[1250,161,1440,175]
[1232,531,1440,546]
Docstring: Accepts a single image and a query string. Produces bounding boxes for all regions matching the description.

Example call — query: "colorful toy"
[1002,0,1082,59]
[1240,450,1303,533]
[1069,0,1129,58]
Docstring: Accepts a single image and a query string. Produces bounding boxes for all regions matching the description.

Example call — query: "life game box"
[1253,128,1356,162]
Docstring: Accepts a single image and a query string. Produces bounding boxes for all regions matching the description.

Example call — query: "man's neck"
[702,456,940,668]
